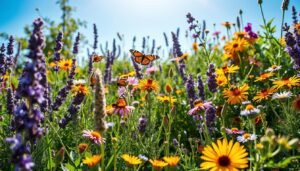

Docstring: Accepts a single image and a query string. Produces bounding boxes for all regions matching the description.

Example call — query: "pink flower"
[82,130,105,144]
[146,66,159,75]
[113,106,134,117]
[118,87,127,96]
[225,128,245,135]
[188,101,212,115]
[127,77,139,86]
[212,31,221,37]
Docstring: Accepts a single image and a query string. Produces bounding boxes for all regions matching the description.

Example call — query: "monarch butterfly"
[117,76,128,86]
[171,53,188,63]
[92,54,105,63]
[129,49,159,65]
[112,96,127,108]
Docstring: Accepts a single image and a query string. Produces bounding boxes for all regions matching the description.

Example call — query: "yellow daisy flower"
[255,72,274,82]
[224,38,248,54]
[253,88,277,102]
[58,59,73,71]
[149,159,168,171]
[223,84,249,104]
[156,96,177,104]
[200,139,248,170]
[216,65,239,75]
[83,155,102,167]
[272,76,300,89]
[121,154,142,166]
[163,156,180,167]
[138,79,159,92]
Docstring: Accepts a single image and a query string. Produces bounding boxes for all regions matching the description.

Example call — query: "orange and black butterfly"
[112,96,127,108]
[117,76,128,86]
[129,49,159,65]
[92,54,105,63]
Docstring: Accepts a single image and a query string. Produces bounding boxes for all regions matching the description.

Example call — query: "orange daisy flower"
[272,76,300,89]
[224,38,248,54]
[163,156,180,167]
[83,155,102,167]
[216,65,239,75]
[58,59,73,71]
[292,95,300,111]
[253,88,277,102]
[223,84,249,104]
[149,159,168,171]
[138,79,159,92]
[255,72,274,82]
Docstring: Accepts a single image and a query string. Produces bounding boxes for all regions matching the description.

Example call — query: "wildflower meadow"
[1,0,300,170]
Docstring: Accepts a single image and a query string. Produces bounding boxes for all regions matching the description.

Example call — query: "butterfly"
[170,54,188,63]
[92,54,105,63]
[112,96,127,108]
[129,49,159,65]
[117,76,128,87]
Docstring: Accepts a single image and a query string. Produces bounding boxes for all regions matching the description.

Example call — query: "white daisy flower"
[272,91,293,100]
[237,133,257,143]
[73,79,86,85]
[240,104,260,116]
[265,65,282,72]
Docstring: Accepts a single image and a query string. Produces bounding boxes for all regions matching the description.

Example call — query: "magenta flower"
[225,128,245,135]
[188,101,213,115]
[82,130,105,144]
[127,77,139,86]
[113,105,134,117]
[146,66,159,75]
[118,87,127,96]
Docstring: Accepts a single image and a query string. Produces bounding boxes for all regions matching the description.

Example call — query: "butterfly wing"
[113,97,127,108]
[141,55,159,65]
[92,55,104,62]
[130,49,144,64]
[117,76,128,86]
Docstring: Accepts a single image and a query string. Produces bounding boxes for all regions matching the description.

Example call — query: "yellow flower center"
[245,105,254,110]
[243,133,251,139]
[231,128,239,132]
[91,131,101,139]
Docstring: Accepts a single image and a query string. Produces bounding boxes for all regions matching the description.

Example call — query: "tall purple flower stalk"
[197,75,205,100]
[6,87,15,115]
[88,24,98,74]
[131,56,143,79]
[8,18,47,171]
[59,92,86,128]
[283,7,300,70]
[171,32,187,81]
[185,75,197,108]
[0,44,6,75]
[104,39,121,83]
[53,31,63,71]
[6,36,14,71]
[205,106,216,132]
[206,64,218,93]
[52,58,76,111]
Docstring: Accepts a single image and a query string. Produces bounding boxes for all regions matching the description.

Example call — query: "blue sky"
[0,0,300,56]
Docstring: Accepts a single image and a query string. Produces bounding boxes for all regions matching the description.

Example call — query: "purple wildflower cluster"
[7,18,47,171]
[171,32,187,81]
[88,24,98,74]
[52,58,76,111]
[244,23,258,39]
[0,44,6,75]
[53,31,63,71]
[59,91,86,128]
[138,115,148,134]
[185,75,197,107]
[206,64,218,93]
[284,6,300,70]
[103,39,121,83]
[6,36,15,70]
[52,33,79,111]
